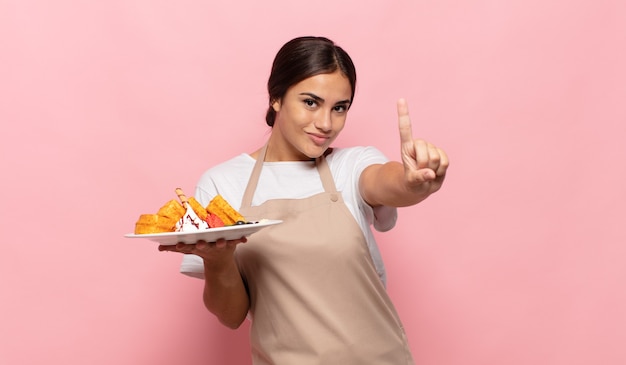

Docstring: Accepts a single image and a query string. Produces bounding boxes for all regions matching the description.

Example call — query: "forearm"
[202,259,250,329]
[360,161,433,207]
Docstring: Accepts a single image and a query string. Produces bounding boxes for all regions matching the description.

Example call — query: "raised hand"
[397,98,449,195]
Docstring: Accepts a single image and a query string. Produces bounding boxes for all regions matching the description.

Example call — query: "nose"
[314,109,332,132]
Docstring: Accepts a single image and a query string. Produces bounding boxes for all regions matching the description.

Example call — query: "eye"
[303,98,318,108]
[333,104,348,113]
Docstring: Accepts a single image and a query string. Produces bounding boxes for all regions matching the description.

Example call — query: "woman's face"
[269,70,352,161]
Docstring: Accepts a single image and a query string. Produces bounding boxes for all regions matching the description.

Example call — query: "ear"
[271,99,281,112]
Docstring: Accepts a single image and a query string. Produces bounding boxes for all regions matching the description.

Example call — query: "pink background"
[1,0,625,364]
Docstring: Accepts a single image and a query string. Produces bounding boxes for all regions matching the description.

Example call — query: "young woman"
[160,36,449,365]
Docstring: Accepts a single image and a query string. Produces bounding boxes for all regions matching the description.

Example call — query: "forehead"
[289,71,352,99]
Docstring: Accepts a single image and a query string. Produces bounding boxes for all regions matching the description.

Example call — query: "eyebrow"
[299,92,351,105]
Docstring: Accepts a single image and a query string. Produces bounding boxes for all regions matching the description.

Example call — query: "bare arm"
[160,238,250,329]
[360,99,449,208]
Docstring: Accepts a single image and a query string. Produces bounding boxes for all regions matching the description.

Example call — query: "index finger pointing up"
[397,98,413,144]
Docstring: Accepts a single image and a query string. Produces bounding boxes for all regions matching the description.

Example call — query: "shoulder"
[325,146,390,193]
[328,146,390,171]
[196,154,255,184]
[329,145,389,161]
[204,153,254,174]
[194,154,254,206]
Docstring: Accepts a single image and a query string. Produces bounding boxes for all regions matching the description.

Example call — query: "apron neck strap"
[240,142,338,210]
[316,153,337,194]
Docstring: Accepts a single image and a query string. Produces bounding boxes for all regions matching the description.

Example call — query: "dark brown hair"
[265,36,357,127]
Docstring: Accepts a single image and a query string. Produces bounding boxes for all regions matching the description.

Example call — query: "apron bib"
[236,144,414,365]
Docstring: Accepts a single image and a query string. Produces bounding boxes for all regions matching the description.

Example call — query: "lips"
[307,133,330,146]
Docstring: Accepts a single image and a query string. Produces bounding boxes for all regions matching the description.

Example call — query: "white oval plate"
[124,219,282,245]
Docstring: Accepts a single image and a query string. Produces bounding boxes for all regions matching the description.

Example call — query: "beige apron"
[236,144,414,365]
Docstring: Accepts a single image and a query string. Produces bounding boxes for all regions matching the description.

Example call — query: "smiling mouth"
[307,133,330,146]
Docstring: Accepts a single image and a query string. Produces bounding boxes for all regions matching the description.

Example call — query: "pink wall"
[1,1,625,364]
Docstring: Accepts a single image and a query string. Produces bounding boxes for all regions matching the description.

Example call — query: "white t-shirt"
[180,146,397,285]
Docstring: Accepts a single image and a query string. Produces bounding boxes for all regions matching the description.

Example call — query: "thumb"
[406,168,437,184]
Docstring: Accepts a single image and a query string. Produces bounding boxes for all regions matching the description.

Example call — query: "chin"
[304,146,329,159]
